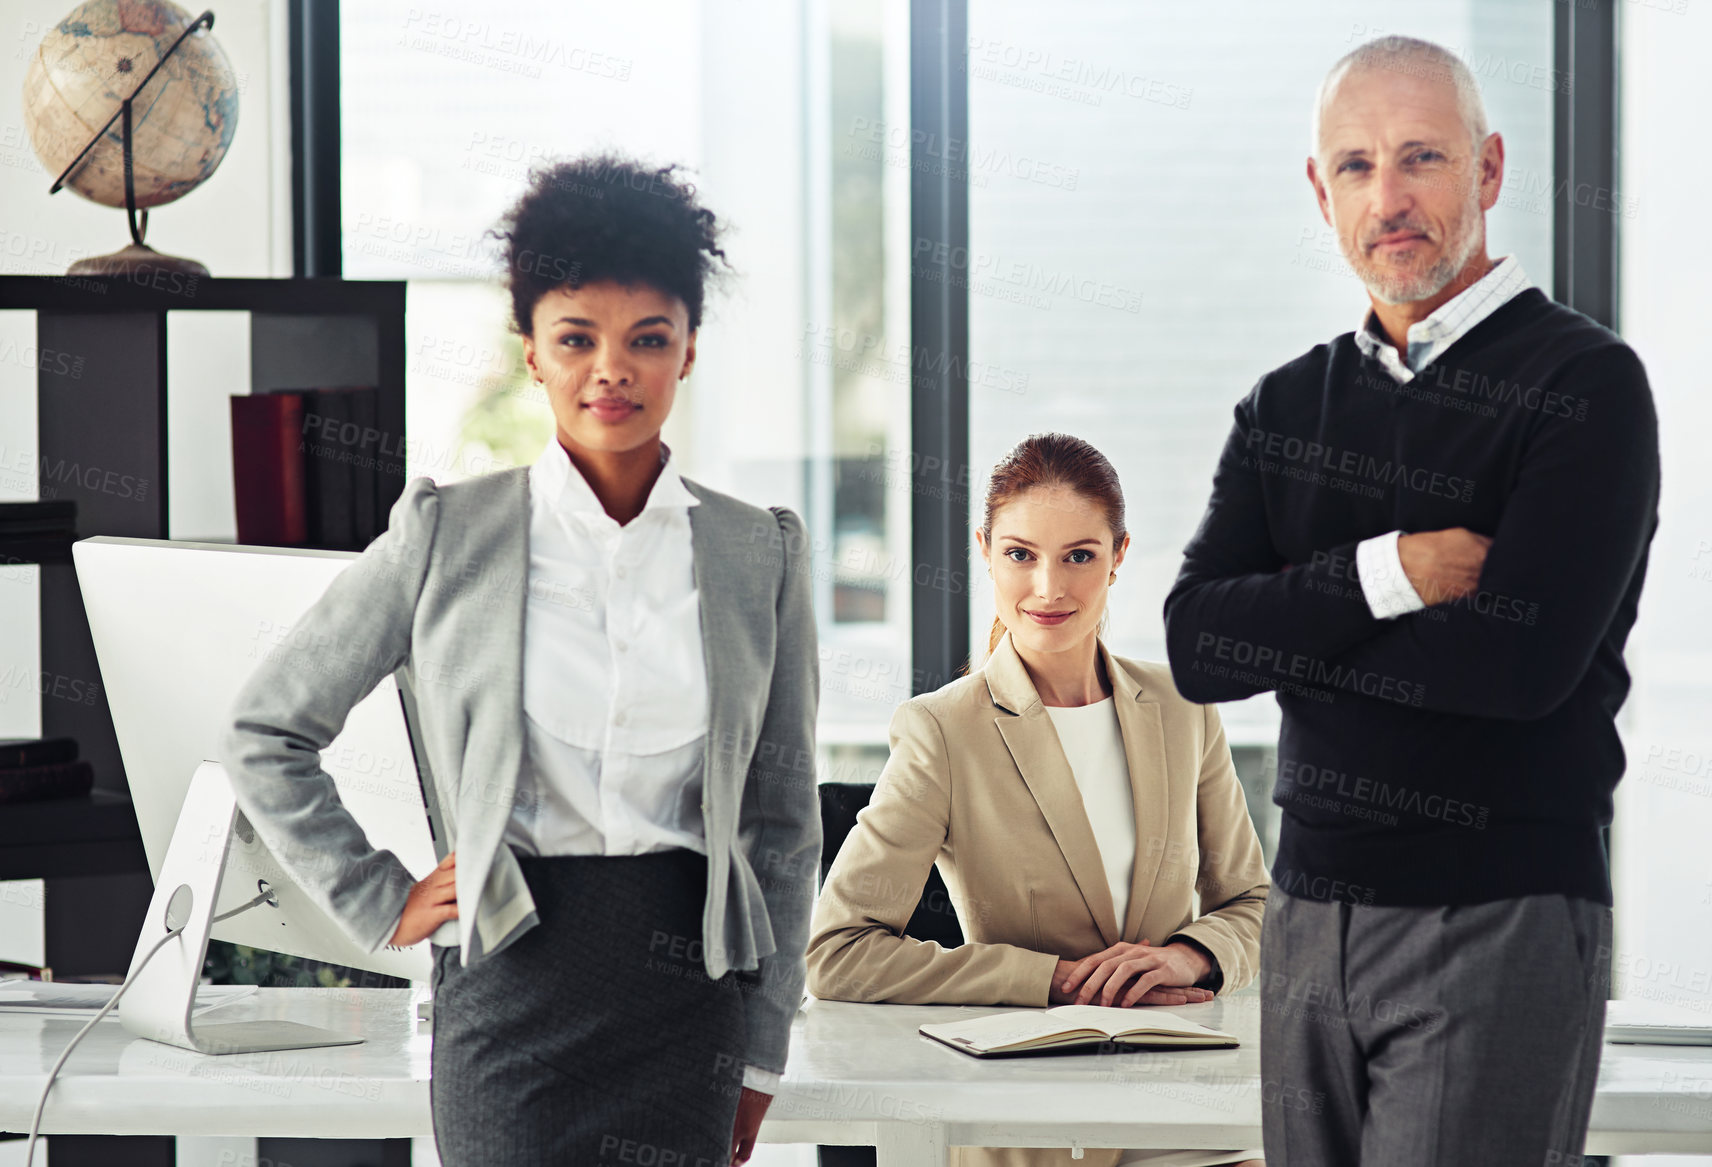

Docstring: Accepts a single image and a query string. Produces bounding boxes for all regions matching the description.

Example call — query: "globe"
[21,0,238,273]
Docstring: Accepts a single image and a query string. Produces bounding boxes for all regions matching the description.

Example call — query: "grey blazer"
[219,467,822,1073]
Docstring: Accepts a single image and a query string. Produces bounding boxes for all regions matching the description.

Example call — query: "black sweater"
[1163,289,1659,907]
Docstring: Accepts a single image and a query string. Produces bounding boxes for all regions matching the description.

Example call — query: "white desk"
[2,988,1710,1162]
[0,988,429,1140]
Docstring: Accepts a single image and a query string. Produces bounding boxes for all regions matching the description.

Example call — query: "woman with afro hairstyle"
[220,152,821,1166]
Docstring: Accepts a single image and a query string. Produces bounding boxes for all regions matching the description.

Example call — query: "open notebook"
[920,1005,1238,1058]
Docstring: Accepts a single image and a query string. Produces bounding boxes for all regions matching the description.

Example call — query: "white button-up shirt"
[505,437,711,859]
[391,440,781,1091]
[1350,256,1531,619]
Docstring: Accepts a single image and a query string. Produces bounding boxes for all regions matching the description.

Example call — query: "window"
[964,0,1556,849]
[1614,0,1712,1029]
[340,0,912,761]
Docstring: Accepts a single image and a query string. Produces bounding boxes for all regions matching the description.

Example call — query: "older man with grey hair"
[1165,36,1659,1166]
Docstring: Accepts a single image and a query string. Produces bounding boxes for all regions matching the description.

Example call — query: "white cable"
[212,888,273,924]
[25,922,183,1166]
[24,892,272,1165]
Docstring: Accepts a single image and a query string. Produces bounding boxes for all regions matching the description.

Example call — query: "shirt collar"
[1353,254,1529,367]
[530,437,699,519]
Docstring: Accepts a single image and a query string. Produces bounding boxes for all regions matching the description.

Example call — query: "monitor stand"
[118,761,365,1055]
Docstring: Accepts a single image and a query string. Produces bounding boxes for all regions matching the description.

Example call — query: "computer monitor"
[73,536,452,1051]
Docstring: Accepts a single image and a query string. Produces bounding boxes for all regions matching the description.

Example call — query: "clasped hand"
[1050,938,1215,1008]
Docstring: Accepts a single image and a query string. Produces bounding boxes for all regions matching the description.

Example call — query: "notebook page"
[1044,1004,1226,1038]
[924,1008,1105,1048]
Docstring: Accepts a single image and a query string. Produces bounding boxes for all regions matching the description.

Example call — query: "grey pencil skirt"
[429,847,747,1166]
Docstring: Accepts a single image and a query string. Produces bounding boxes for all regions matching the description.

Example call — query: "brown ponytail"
[979,433,1127,659]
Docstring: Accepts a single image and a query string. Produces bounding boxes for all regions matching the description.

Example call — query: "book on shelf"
[231,387,384,550]
[347,386,380,545]
[0,759,95,805]
[296,386,382,550]
[919,1005,1239,1058]
[0,737,92,806]
[301,387,357,549]
[231,392,309,546]
[0,499,76,539]
[0,737,78,769]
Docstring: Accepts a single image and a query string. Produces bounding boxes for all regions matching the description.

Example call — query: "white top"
[504,437,710,858]
[1044,697,1136,928]
[1348,255,1532,620]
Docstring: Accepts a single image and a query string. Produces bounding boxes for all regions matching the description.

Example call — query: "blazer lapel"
[487,468,529,813]
[453,467,531,956]
[1103,641,1170,944]
[682,481,754,841]
[986,633,1121,948]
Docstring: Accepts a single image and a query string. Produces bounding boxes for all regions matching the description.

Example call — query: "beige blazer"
[805,633,1270,1167]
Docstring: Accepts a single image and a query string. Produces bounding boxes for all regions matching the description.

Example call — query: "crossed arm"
[1164,348,1658,721]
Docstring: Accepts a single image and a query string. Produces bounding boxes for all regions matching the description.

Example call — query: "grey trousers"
[1259,891,1611,1167]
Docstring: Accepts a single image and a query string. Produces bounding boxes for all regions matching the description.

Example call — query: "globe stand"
[49,8,218,280]
[67,241,209,279]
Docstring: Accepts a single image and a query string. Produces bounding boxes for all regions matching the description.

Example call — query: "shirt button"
[615,566,627,579]
[615,712,628,727]
[614,640,628,653]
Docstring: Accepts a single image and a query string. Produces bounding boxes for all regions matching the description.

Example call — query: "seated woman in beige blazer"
[806,433,1268,1167]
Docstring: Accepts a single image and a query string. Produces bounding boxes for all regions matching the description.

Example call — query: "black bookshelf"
[0,275,406,980]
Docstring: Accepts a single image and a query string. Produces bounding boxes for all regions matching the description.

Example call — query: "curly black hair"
[488,152,731,338]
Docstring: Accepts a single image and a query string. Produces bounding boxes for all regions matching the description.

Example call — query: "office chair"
[816,782,964,1167]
